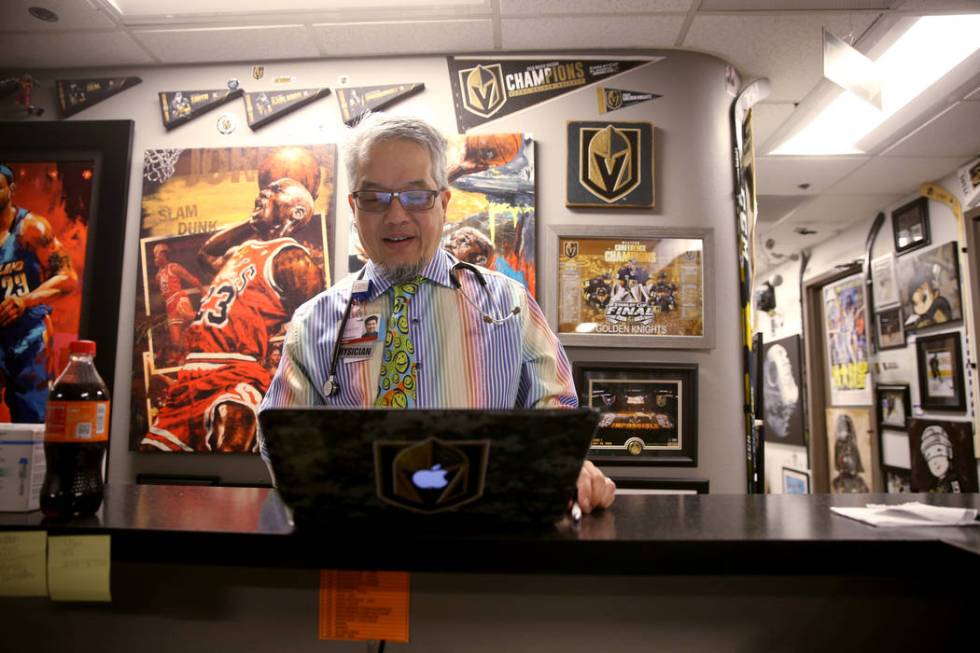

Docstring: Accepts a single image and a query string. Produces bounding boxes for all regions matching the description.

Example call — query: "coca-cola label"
[44,401,110,443]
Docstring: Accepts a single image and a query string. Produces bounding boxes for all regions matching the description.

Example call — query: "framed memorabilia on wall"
[565,121,654,209]
[131,145,335,453]
[884,466,912,493]
[915,331,966,411]
[908,418,978,493]
[573,362,697,466]
[547,225,714,349]
[781,467,810,494]
[891,197,930,254]
[1,120,133,423]
[875,384,910,430]
[822,273,871,405]
[875,306,906,350]
[761,334,805,447]
[611,477,709,495]
[895,241,962,332]
[870,253,899,308]
[825,407,875,494]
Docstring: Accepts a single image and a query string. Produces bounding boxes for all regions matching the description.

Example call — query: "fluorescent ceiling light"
[106,0,482,15]
[772,14,980,156]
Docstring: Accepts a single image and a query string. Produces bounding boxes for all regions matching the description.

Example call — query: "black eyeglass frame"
[350,188,442,212]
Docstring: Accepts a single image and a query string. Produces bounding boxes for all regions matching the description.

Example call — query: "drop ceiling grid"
[3,30,155,69]
[880,100,980,158]
[498,0,693,15]
[825,155,971,195]
[311,20,496,57]
[755,156,869,195]
[133,25,321,64]
[499,14,686,50]
[4,0,118,31]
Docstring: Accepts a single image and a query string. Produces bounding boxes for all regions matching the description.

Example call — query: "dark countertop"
[2,484,978,575]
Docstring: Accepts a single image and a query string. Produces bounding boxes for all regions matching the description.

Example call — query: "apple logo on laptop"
[412,464,449,490]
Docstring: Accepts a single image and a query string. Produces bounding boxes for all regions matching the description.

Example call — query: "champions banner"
[447,56,659,132]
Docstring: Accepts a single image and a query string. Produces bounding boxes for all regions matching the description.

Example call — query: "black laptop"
[258,407,599,531]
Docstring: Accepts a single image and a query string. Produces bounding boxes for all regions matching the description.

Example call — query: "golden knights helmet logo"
[459,64,506,118]
[563,240,579,259]
[604,89,623,111]
[581,124,641,203]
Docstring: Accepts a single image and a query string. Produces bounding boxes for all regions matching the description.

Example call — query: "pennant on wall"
[596,86,661,114]
[159,88,244,130]
[336,83,425,126]
[56,77,142,118]
[243,87,330,130]
[447,56,660,132]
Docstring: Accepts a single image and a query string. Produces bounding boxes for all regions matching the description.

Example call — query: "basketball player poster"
[349,133,538,297]
[0,160,92,423]
[130,145,334,453]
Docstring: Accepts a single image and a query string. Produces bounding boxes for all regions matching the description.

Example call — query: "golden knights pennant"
[243,87,330,130]
[447,56,660,132]
[336,83,425,126]
[56,77,142,118]
[159,88,244,130]
[566,121,654,208]
[596,86,661,114]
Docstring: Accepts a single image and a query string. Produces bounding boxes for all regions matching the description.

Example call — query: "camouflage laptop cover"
[259,407,599,530]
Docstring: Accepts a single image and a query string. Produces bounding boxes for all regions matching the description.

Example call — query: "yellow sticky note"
[47,535,111,602]
[0,531,47,597]
[319,570,409,643]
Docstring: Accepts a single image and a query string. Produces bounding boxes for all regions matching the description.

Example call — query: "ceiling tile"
[755,155,869,195]
[133,25,319,63]
[782,193,900,225]
[701,1,891,8]
[881,101,980,158]
[3,0,117,31]
[2,31,153,68]
[500,14,684,50]
[499,0,690,14]
[827,156,967,195]
[749,102,794,147]
[311,20,493,56]
[756,194,810,224]
[683,12,880,103]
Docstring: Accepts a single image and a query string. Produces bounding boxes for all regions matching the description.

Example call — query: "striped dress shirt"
[258,249,577,456]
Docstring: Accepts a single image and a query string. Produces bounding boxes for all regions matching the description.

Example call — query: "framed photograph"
[895,241,962,332]
[781,467,810,494]
[822,273,871,405]
[883,466,912,493]
[611,476,708,495]
[573,362,697,466]
[825,407,875,494]
[875,384,910,430]
[566,121,654,208]
[870,253,899,309]
[131,145,335,453]
[547,225,714,349]
[915,331,966,411]
[1,120,133,423]
[891,196,930,253]
[908,419,978,493]
[875,306,906,350]
[761,334,805,447]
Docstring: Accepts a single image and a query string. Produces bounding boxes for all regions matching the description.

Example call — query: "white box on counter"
[0,423,45,512]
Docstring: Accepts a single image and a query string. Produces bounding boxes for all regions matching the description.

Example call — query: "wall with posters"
[14,49,744,489]
[754,163,979,494]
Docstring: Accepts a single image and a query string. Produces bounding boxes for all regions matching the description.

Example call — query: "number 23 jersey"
[188,237,306,360]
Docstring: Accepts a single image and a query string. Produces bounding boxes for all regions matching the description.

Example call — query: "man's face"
[0,176,12,211]
[153,247,168,267]
[447,229,486,265]
[350,139,449,277]
[251,180,313,239]
[364,317,379,334]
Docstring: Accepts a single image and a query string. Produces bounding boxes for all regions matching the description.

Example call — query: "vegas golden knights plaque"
[566,121,654,209]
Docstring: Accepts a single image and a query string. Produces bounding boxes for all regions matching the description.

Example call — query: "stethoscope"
[322,258,520,397]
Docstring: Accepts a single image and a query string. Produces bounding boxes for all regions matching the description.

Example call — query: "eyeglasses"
[351,189,441,212]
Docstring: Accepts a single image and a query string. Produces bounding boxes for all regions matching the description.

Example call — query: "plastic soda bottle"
[40,340,110,519]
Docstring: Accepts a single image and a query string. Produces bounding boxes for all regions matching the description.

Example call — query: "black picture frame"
[610,476,708,494]
[875,384,911,430]
[1,120,133,404]
[892,196,930,254]
[915,332,966,411]
[573,362,698,466]
[781,467,810,494]
[875,306,906,350]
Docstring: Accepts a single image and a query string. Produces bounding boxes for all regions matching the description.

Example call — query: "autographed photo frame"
[1,120,133,423]
[573,362,698,466]
[547,225,714,349]
[915,331,966,412]
[891,197,930,254]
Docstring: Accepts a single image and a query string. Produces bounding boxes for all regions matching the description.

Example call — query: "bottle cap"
[69,340,96,355]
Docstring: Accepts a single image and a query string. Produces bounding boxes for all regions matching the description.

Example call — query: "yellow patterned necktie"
[375,276,423,408]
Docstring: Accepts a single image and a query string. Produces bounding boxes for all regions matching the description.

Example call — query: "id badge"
[339,313,383,362]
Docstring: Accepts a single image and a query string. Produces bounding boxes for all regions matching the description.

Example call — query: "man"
[140,177,323,453]
[0,163,77,422]
[362,314,379,338]
[260,114,614,513]
[152,242,203,365]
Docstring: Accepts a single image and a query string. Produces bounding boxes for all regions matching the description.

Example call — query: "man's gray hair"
[344,113,449,190]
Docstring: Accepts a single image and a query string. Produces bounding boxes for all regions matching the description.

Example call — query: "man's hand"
[0,295,27,326]
[576,460,615,514]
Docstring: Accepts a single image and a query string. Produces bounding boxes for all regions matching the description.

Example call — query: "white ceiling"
[3,0,979,273]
